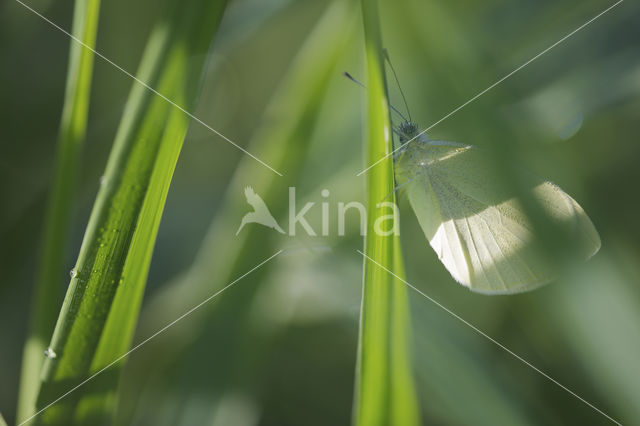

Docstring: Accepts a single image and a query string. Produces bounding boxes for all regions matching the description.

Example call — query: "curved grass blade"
[114,4,356,419]
[26,1,230,424]
[17,0,102,421]
[354,0,420,425]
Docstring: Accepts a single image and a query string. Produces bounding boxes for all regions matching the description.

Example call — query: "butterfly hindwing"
[397,140,600,294]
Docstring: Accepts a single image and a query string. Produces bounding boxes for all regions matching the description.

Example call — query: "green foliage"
[3,0,639,425]
[18,0,102,421]
[116,2,356,422]
[353,1,420,425]
[29,0,229,424]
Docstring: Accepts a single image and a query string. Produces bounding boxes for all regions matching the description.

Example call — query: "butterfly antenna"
[343,72,366,88]
[344,72,409,122]
[383,49,412,123]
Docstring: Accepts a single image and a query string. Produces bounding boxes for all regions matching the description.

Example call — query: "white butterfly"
[394,121,600,294]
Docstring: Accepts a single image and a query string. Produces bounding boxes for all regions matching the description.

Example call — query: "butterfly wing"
[397,141,600,294]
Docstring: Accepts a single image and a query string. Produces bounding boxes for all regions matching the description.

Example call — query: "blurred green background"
[1,0,639,424]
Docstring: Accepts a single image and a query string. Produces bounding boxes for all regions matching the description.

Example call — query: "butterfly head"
[398,121,419,143]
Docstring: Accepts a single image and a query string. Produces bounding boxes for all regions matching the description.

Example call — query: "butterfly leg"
[381,177,415,202]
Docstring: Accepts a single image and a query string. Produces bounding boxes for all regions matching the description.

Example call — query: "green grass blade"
[28,1,229,424]
[354,1,420,425]
[388,248,421,426]
[125,0,356,395]
[17,0,102,421]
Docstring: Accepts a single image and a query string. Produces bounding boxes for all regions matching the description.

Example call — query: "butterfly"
[393,120,600,294]
[348,53,600,294]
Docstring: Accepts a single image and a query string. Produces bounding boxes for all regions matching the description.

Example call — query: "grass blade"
[17,0,102,421]
[27,1,229,424]
[354,0,420,425]
[142,0,355,325]
[116,3,356,417]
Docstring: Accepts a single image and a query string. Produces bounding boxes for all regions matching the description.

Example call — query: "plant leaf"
[354,1,420,425]
[17,0,102,421]
[31,1,230,424]
[113,3,357,420]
